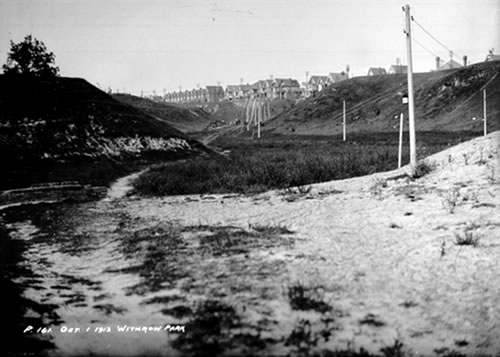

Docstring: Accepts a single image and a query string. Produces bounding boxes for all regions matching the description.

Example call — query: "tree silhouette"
[2,35,59,77]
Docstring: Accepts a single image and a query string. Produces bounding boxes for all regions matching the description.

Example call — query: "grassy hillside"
[263,61,500,135]
[113,93,212,133]
[0,75,207,189]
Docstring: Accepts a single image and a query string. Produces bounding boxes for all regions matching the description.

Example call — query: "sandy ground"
[113,131,500,355]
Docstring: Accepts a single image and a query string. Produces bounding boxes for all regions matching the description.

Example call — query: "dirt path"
[105,169,147,200]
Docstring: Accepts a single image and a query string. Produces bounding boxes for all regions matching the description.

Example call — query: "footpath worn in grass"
[134,131,481,196]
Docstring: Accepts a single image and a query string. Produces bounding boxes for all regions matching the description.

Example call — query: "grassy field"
[133,131,482,196]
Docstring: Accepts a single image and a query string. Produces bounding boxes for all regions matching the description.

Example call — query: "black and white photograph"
[1,0,499,356]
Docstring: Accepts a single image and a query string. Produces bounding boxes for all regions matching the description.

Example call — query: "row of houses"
[164,78,304,104]
[163,86,225,104]
[163,71,350,104]
[161,51,499,104]
[367,51,499,77]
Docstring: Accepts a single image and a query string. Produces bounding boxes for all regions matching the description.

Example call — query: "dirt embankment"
[265,61,500,136]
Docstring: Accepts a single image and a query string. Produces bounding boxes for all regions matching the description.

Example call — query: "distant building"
[485,52,500,62]
[367,67,387,76]
[272,78,301,100]
[225,84,252,100]
[205,86,225,103]
[251,79,274,98]
[437,59,462,71]
[328,72,349,83]
[388,65,408,74]
[164,85,224,104]
[305,75,329,97]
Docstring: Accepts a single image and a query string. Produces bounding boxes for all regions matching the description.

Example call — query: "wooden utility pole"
[398,113,404,168]
[483,89,487,136]
[257,99,262,138]
[404,4,417,172]
[343,100,346,141]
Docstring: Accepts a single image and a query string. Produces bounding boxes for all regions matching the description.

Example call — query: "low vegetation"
[134,131,479,196]
[454,229,481,247]
[286,283,332,313]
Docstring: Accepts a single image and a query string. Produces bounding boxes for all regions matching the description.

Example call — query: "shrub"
[286,283,331,313]
[454,227,480,247]
[412,160,433,178]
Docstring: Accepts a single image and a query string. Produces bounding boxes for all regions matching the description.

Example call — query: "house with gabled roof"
[367,67,387,76]
[205,86,225,102]
[272,78,301,100]
[388,65,407,74]
[485,52,500,62]
[438,59,462,71]
[225,84,252,100]
[328,72,348,83]
[251,79,274,98]
[304,75,329,97]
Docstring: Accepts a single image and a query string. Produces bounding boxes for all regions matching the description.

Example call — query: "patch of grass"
[454,338,469,347]
[454,229,480,247]
[117,222,294,296]
[486,162,497,184]
[369,178,387,199]
[249,223,294,235]
[171,300,242,356]
[441,187,461,214]
[286,283,332,313]
[412,159,434,178]
[134,135,406,196]
[195,225,294,256]
[161,305,193,319]
[440,238,447,257]
[283,185,312,195]
[380,339,405,357]
[285,319,318,354]
[359,313,385,327]
[134,131,482,196]
[399,300,418,308]
[389,223,402,229]
[280,185,313,202]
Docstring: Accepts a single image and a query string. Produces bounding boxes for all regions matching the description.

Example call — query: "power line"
[406,31,439,58]
[411,15,464,60]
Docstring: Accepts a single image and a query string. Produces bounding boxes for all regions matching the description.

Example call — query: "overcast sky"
[1,0,499,94]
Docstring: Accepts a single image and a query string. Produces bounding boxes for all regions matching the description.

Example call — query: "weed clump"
[454,229,480,247]
[287,283,332,313]
[412,160,434,178]
[441,187,461,214]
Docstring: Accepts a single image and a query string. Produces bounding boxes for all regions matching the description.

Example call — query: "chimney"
[463,55,468,67]
[435,56,441,71]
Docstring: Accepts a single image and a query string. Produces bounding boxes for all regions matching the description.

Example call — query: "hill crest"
[0,75,204,162]
[261,61,500,136]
